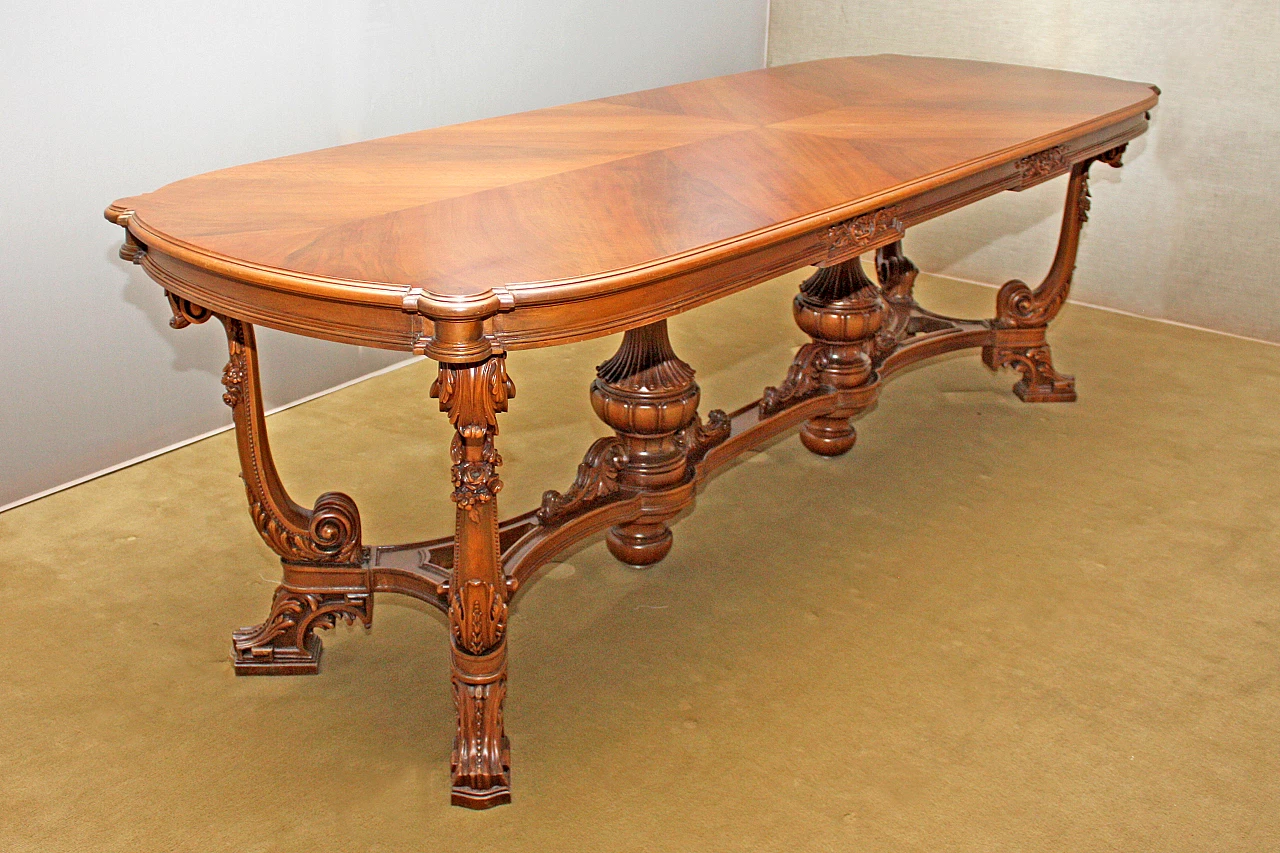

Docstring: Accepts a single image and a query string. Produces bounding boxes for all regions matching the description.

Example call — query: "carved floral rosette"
[1016,146,1069,184]
[826,207,903,262]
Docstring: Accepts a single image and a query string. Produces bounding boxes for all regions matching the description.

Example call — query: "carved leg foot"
[232,584,373,675]
[451,644,511,808]
[982,343,1077,403]
[606,521,674,567]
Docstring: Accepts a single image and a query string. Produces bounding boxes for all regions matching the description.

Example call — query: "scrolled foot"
[800,416,857,456]
[451,646,512,808]
[983,344,1077,403]
[231,586,372,675]
[606,522,674,567]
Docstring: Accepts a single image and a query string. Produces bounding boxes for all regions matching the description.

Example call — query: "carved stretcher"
[107,55,1158,807]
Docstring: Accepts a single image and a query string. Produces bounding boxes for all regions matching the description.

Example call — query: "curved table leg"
[214,314,371,673]
[432,355,515,808]
[983,155,1108,402]
[167,298,372,675]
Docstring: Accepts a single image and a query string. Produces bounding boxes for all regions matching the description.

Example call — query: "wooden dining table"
[107,54,1158,808]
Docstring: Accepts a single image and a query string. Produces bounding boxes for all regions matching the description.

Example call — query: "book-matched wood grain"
[108,55,1157,353]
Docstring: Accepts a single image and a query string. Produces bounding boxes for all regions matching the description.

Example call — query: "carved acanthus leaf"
[432,357,515,435]
[675,409,731,464]
[760,343,827,417]
[1016,146,1070,184]
[537,437,629,526]
[451,578,508,655]
[232,588,371,662]
[826,207,903,260]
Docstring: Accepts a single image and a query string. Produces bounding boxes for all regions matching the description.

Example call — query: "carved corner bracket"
[1096,143,1127,168]
[165,290,212,330]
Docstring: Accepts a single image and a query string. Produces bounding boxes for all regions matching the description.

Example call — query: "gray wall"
[0,1,769,508]
[769,1,1280,342]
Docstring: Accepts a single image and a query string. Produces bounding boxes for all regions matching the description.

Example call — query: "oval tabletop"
[109,54,1157,352]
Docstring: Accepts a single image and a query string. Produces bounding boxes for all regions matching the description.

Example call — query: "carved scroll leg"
[762,256,886,456]
[432,355,515,808]
[591,320,703,567]
[182,308,370,675]
[983,151,1123,404]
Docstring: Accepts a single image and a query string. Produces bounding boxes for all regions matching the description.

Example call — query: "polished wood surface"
[107,55,1156,358]
[108,56,1157,809]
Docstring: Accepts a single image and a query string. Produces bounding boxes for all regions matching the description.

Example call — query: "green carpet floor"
[2,271,1278,852]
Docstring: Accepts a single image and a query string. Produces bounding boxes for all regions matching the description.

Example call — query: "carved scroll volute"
[165,290,213,330]
[995,160,1091,329]
[218,317,364,565]
[431,355,515,807]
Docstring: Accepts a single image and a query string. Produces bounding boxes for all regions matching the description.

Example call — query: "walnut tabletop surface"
[107,55,1157,356]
